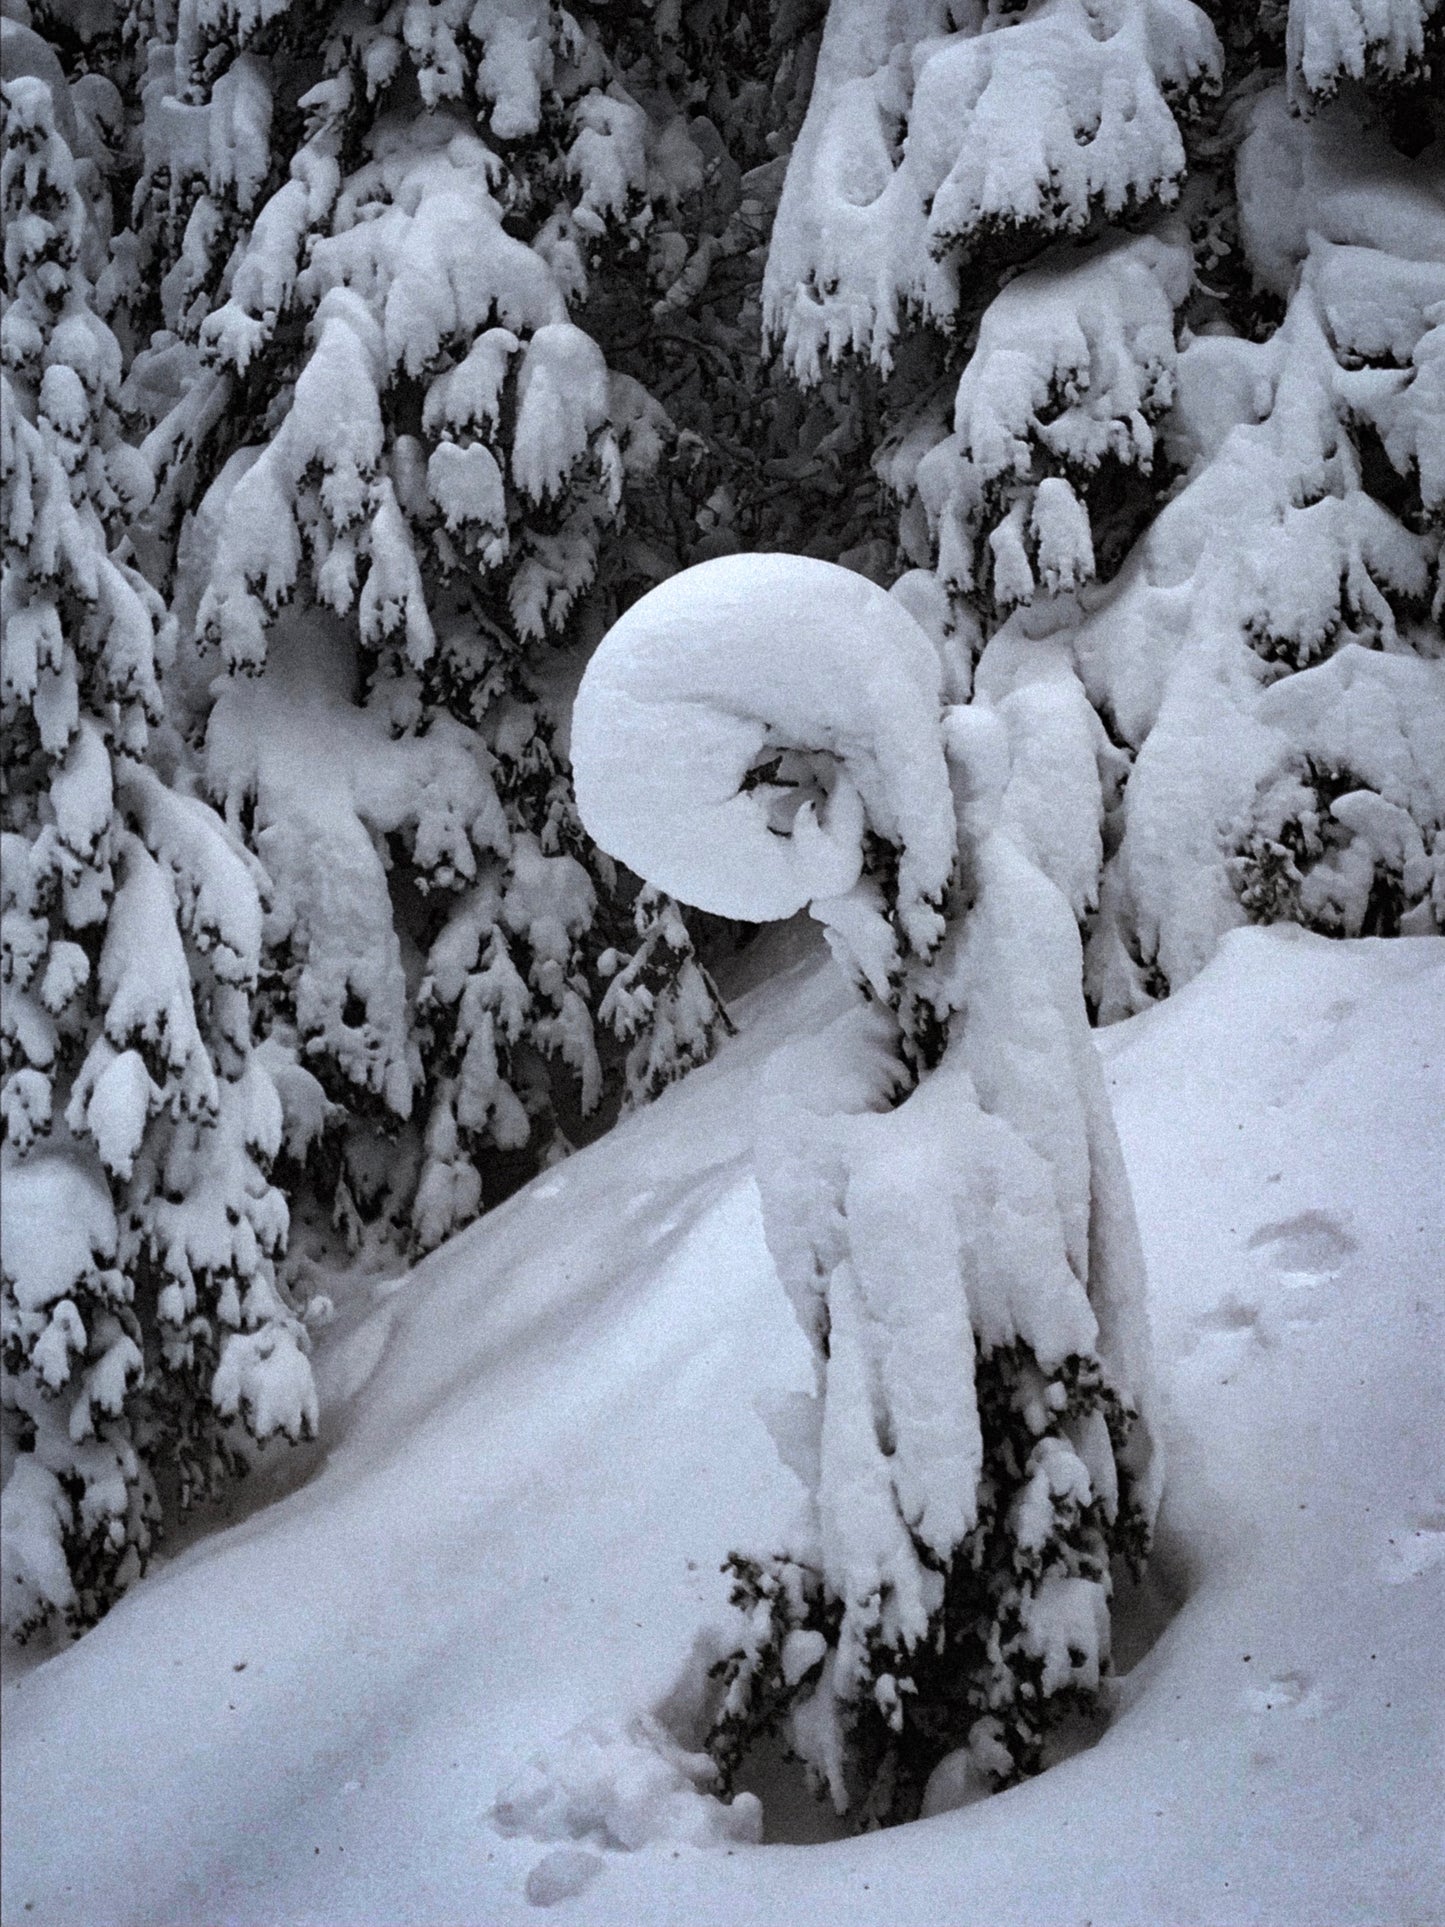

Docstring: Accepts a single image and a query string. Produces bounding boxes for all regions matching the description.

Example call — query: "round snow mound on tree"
[571,554,955,936]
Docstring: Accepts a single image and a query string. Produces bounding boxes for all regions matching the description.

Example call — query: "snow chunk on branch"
[572,555,955,958]
[1,1155,117,1318]
[1287,0,1440,99]
[511,323,610,504]
[914,225,1191,611]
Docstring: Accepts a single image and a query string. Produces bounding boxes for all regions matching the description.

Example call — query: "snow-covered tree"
[1079,72,1445,1013]
[761,0,1443,1024]
[123,0,735,1255]
[1,36,314,1639]
[563,0,1440,1821]
[573,554,1158,1824]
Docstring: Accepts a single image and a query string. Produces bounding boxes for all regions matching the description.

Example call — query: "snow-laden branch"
[763,0,1219,379]
[1287,0,1441,100]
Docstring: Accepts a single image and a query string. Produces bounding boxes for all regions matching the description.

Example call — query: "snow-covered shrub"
[124,0,733,1253]
[1,47,313,1639]
[573,555,1158,1824]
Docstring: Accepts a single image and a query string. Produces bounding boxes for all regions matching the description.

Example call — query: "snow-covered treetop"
[572,554,956,958]
[764,0,1220,379]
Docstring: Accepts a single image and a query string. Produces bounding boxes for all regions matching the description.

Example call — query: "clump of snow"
[912,225,1191,613]
[212,1319,317,1444]
[493,1715,762,1852]
[511,323,610,505]
[0,1154,117,1318]
[0,1458,78,1633]
[572,554,955,958]
[971,619,1117,924]
[204,615,504,1119]
[524,1847,606,1907]
[1287,0,1439,98]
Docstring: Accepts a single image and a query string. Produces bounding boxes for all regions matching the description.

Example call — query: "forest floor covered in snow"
[3,924,1442,1927]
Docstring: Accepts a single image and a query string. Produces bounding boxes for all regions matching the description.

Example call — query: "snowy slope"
[3,926,1442,1926]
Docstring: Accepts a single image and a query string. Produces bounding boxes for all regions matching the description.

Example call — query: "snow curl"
[571,555,955,956]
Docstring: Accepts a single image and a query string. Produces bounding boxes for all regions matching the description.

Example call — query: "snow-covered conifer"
[761,0,1443,1023]
[126,0,730,1253]
[573,555,1158,1823]
[1079,67,1445,1013]
[1,37,312,1638]
[757,0,1228,1015]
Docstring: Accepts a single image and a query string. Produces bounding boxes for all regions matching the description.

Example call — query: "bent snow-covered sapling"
[572,553,1159,1825]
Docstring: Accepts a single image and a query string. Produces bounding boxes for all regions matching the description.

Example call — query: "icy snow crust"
[3,927,1440,1926]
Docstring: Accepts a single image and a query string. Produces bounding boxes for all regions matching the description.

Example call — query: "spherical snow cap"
[571,554,956,942]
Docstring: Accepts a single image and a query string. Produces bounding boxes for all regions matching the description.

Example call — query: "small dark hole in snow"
[728,1731,850,1846]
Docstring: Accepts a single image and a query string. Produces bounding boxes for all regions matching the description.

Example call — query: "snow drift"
[2,925,1440,1925]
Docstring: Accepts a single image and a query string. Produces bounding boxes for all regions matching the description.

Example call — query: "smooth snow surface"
[4,925,1443,1926]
